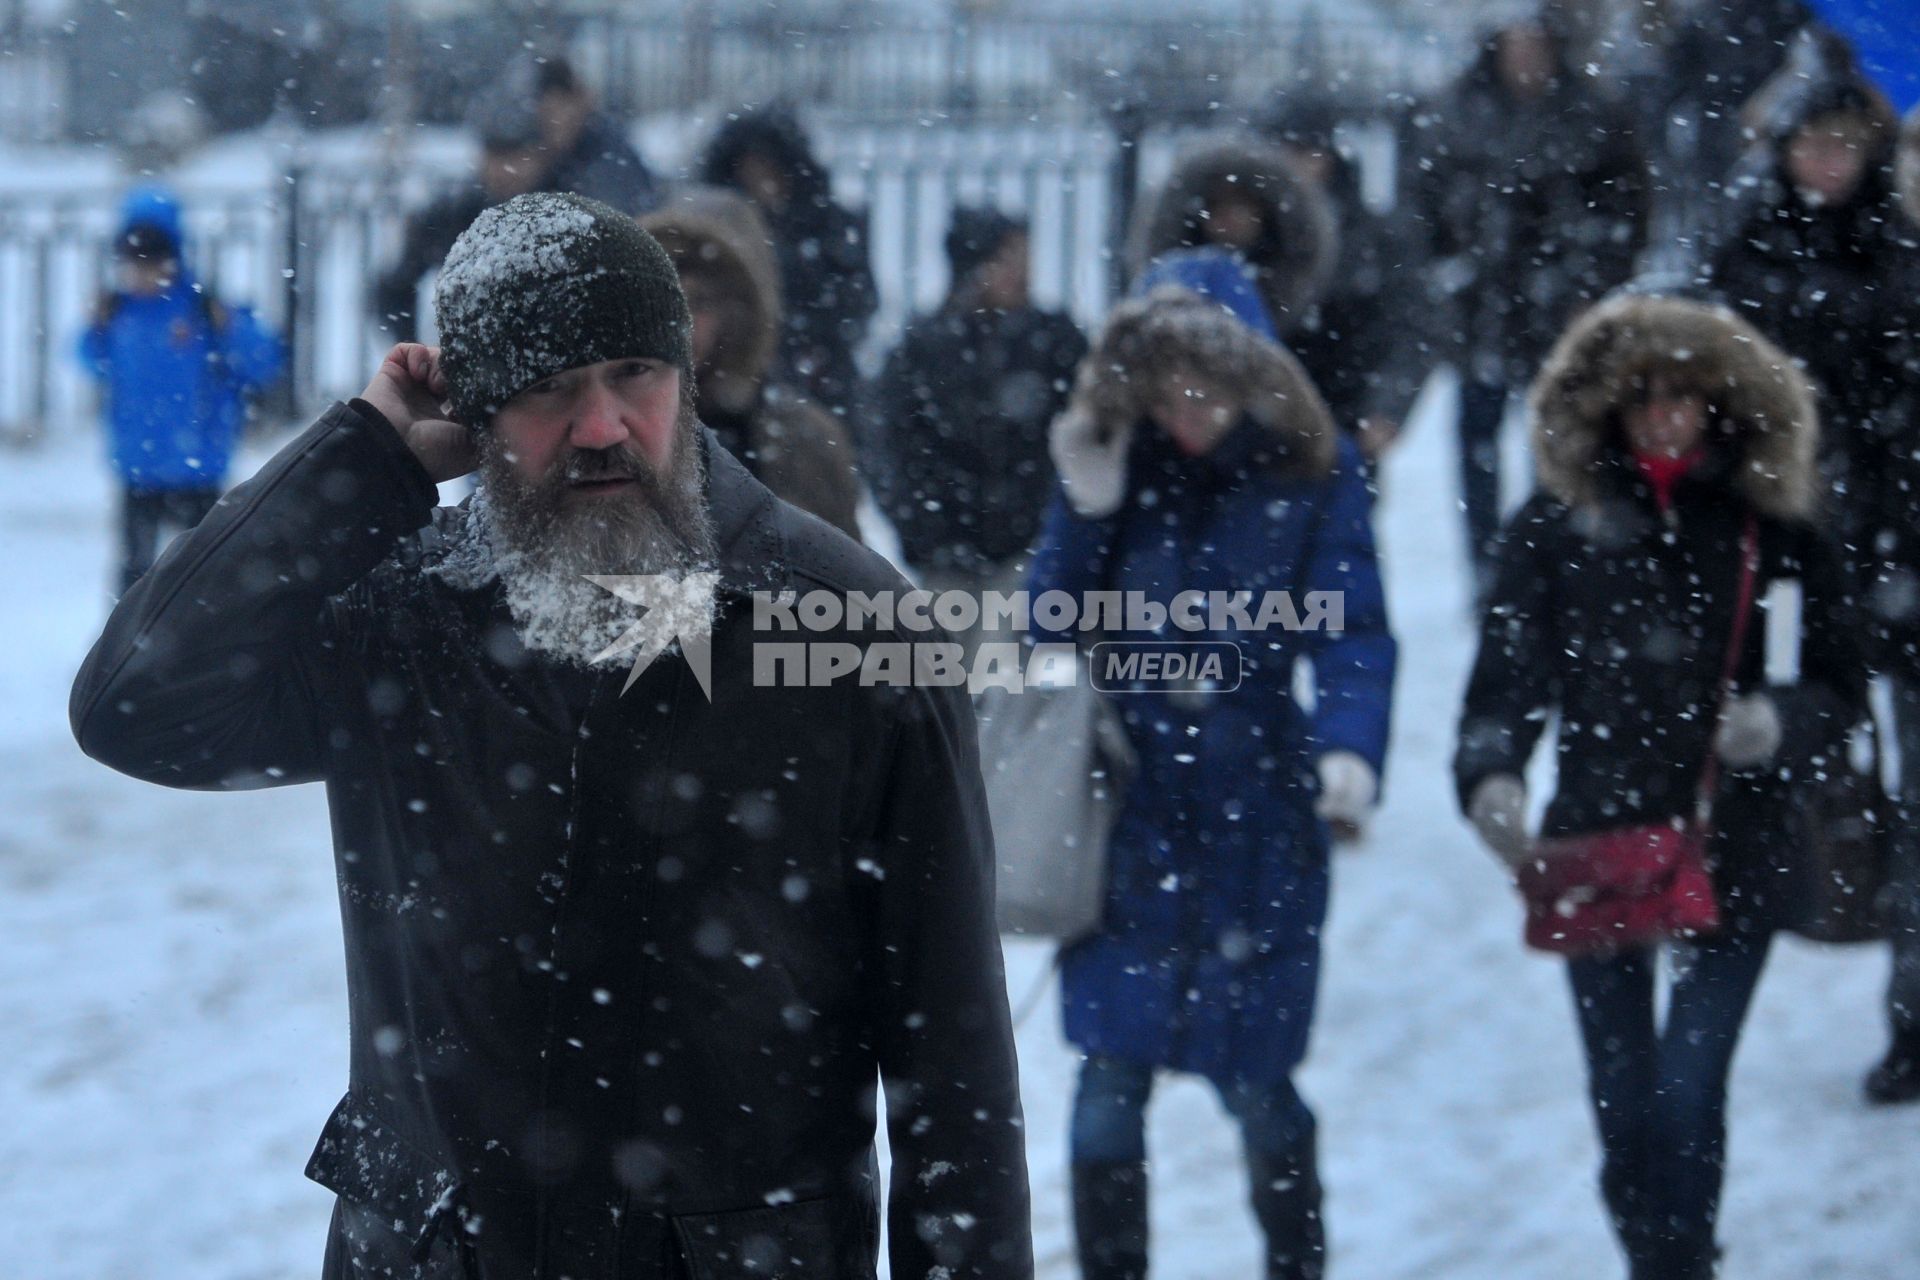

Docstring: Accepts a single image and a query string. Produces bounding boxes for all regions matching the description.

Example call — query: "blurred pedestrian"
[532,57,661,215]
[1701,27,1910,550]
[1127,132,1336,342]
[1030,261,1395,1280]
[1406,8,1650,601]
[642,186,863,539]
[1641,0,1811,211]
[79,186,283,596]
[1701,39,1920,1107]
[870,206,1086,642]
[1456,294,1866,1280]
[1830,93,1920,1107]
[700,104,877,421]
[372,91,546,342]
[1260,98,1425,463]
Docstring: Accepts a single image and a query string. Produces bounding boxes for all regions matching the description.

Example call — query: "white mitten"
[1049,405,1132,519]
[1713,693,1782,770]
[1314,751,1379,827]
[1467,773,1531,869]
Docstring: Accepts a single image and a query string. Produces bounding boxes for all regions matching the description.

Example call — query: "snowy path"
[2,390,1915,1278]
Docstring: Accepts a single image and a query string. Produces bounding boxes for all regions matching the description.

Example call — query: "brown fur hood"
[1529,294,1819,520]
[1051,285,1337,516]
[641,187,783,415]
[1127,135,1338,330]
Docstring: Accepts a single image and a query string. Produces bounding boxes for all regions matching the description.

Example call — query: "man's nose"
[569,385,632,452]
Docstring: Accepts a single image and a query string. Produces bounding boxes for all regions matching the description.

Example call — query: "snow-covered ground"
[3,377,1917,1278]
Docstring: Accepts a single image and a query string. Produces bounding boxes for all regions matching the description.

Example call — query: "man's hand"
[360,344,477,483]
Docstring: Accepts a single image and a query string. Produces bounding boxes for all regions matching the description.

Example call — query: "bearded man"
[70,194,1031,1279]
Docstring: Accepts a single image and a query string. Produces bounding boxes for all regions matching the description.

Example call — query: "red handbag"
[1518,514,1759,956]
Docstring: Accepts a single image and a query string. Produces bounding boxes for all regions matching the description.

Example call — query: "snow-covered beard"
[471,396,719,669]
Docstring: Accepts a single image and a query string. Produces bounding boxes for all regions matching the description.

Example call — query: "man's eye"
[618,361,653,379]
[530,380,560,396]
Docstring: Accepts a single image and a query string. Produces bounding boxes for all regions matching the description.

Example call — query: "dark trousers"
[1567,933,1773,1280]
[1883,680,1920,1038]
[1457,378,1509,597]
[1070,1056,1323,1278]
[118,485,221,596]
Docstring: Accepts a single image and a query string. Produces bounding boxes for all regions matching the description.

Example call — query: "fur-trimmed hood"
[1743,26,1898,162]
[698,104,833,213]
[1051,285,1336,516]
[1529,294,1818,520]
[1127,135,1337,331]
[641,186,783,416]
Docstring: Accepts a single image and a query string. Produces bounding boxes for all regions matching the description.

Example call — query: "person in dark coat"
[1849,97,1920,1107]
[71,193,1030,1280]
[1029,264,1396,1280]
[1700,28,1912,560]
[1699,32,1920,1106]
[79,185,284,595]
[870,207,1087,619]
[1456,294,1866,1280]
[534,57,662,215]
[371,91,547,342]
[1259,98,1426,462]
[1406,9,1651,596]
[1640,0,1811,212]
[700,104,877,422]
[1127,132,1337,345]
[642,186,863,540]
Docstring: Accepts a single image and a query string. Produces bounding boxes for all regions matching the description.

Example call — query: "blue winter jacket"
[1028,413,1395,1087]
[79,189,285,490]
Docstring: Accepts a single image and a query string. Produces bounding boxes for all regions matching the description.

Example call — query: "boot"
[1071,1160,1148,1280]
[1864,1029,1920,1105]
[1248,1144,1325,1280]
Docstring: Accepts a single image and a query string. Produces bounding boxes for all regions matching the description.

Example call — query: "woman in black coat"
[1701,30,1920,1104]
[1455,294,1866,1280]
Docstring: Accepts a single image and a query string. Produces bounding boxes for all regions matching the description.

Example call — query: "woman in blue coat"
[79,186,284,594]
[1028,254,1396,1279]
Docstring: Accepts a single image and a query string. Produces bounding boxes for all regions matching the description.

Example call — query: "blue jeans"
[1071,1057,1324,1278]
[1567,933,1772,1279]
[1070,1056,1316,1166]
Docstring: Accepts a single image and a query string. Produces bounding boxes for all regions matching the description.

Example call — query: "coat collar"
[700,426,792,601]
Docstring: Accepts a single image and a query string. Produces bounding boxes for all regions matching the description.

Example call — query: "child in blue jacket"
[80,187,284,593]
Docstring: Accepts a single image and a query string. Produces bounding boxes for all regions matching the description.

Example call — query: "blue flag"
[1806,0,1920,110]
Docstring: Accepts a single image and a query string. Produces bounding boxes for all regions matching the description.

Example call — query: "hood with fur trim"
[1743,26,1898,162]
[641,187,783,417]
[1051,285,1337,515]
[1127,135,1337,332]
[1528,294,1818,520]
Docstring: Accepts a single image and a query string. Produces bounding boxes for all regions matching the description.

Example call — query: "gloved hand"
[1467,773,1531,869]
[1315,750,1378,837]
[1713,692,1782,771]
[1049,404,1132,519]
